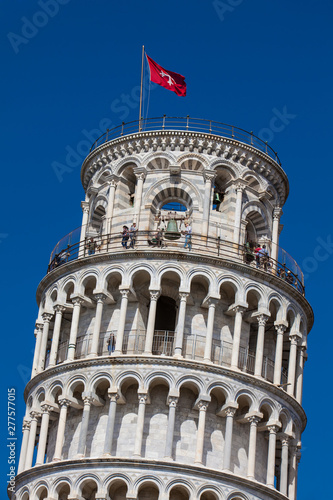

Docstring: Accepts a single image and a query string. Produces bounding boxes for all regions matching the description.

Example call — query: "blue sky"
[1,1,332,498]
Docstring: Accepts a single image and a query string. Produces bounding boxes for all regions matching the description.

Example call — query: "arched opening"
[57,483,70,500]
[200,491,219,500]
[169,485,190,500]
[36,486,48,500]
[137,483,159,500]
[81,479,98,500]
[115,378,139,457]
[153,296,177,355]
[212,167,233,212]
[108,479,128,500]
[89,205,106,235]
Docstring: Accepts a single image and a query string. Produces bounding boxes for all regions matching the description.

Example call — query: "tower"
[14,117,313,500]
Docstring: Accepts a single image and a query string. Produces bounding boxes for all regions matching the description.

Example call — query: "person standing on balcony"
[184,223,192,250]
[129,223,138,249]
[121,226,129,248]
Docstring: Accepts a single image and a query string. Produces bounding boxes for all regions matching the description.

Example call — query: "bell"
[213,192,221,203]
[164,219,181,240]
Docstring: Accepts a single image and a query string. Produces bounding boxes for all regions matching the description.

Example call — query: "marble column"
[295,346,306,404]
[247,416,261,479]
[48,305,66,368]
[79,201,90,258]
[254,314,269,377]
[204,299,218,362]
[223,407,237,471]
[17,420,30,474]
[133,394,148,457]
[288,444,298,500]
[77,395,94,457]
[233,183,245,244]
[103,392,119,456]
[25,411,40,469]
[89,294,106,358]
[133,168,146,226]
[144,290,160,355]
[31,323,43,377]
[174,293,188,358]
[280,436,290,495]
[287,334,300,396]
[67,297,84,361]
[273,324,286,385]
[164,396,178,459]
[202,170,216,237]
[39,313,53,372]
[53,399,71,461]
[114,289,130,355]
[271,207,282,265]
[35,404,52,465]
[266,425,279,487]
[106,176,118,234]
[231,306,246,369]
[194,401,209,464]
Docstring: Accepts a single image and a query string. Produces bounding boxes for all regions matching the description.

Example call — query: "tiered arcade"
[14,118,313,500]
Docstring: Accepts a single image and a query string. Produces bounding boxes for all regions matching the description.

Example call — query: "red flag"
[146,54,186,97]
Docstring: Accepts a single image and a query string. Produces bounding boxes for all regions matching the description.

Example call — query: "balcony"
[47,228,305,295]
[46,329,287,386]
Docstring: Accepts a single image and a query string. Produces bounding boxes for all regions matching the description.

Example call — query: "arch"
[187,268,216,294]
[77,476,99,500]
[142,150,176,168]
[89,372,113,393]
[176,374,203,393]
[241,171,266,192]
[114,156,142,175]
[144,178,202,212]
[177,152,209,168]
[33,482,48,500]
[198,486,222,500]
[146,156,171,171]
[145,371,174,391]
[53,479,72,500]
[116,371,143,391]
[234,390,256,413]
[66,375,87,396]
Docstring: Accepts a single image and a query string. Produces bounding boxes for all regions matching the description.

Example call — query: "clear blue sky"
[1,1,332,498]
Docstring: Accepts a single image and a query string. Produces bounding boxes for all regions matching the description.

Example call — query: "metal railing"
[88,116,281,165]
[47,229,305,294]
[53,330,288,386]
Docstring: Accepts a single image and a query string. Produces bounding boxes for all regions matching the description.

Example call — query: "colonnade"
[32,290,305,402]
[17,387,299,499]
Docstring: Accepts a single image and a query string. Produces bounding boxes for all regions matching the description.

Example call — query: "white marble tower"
[14,117,313,500]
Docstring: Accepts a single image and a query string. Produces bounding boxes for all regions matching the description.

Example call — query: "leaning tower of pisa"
[14,117,313,500]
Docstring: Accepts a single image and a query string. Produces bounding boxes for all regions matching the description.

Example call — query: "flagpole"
[139,45,145,132]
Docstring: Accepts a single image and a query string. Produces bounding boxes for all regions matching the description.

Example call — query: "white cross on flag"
[146,54,186,96]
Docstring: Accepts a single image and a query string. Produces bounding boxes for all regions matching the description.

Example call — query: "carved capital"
[267,425,279,434]
[83,396,94,406]
[30,410,41,420]
[179,292,189,302]
[275,324,286,335]
[108,393,119,403]
[72,297,84,306]
[81,201,90,214]
[40,403,53,415]
[42,312,53,323]
[58,398,71,409]
[247,415,261,425]
[233,305,247,315]
[203,169,216,183]
[22,419,31,431]
[120,289,130,299]
[133,167,146,181]
[35,322,44,333]
[289,334,300,346]
[257,314,269,327]
[225,407,237,418]
[198,401,209,412]
[149,290,161,301]
[168,396,178,408]
[273,207,283,220]
[281,436,290,446]
[54,304,66,314]
[138,394,148,404]
[94,293,107,303]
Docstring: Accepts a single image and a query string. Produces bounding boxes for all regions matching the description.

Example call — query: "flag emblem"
[146,54,186,96]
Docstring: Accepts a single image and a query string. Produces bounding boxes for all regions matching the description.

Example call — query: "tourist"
[129,222,138,249]
[121,226,129,248]
[183,223,192,250]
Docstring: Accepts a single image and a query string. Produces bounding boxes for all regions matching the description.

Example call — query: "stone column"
[25,411,40,469]
[280,435,290,495]
[38,313,53,372]
[231,306,246,369]
[77,395,94,457]
[67,297,84,362]
[202,170,216,237]
[103,392,119,456]
[133,168,146,226]
[31,323,43,377]
[204,298,218,362]
[287,334,300,396]
[233,183,245,244]
[295,346,306,404]
[271,207,282,266]
[17,420,30,474]
[174,293,188,358]
[114,289,130,355]
[254,314,269,377]
[79,201,90,258]
[106,176,118,234]
[35,404,52,466]
[89,294,106,358]
[288,444,298,500]
[223,407,237,471]
[194,401,209,464]
[273,324,286,385]
[164,396,178,459]
[53,399,71,461]
[247,416,260,479]
[144,290,160,355]
[133,393,148,457]
[48,305,66,368]
[266,425,279,487]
